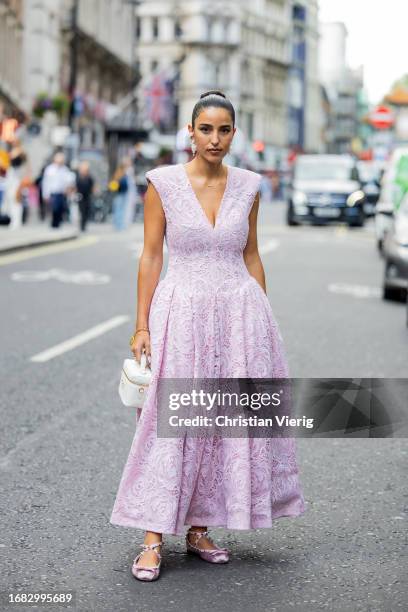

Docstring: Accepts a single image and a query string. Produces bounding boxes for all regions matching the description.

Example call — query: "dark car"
[382,196,408,301]
[287,154,366,227]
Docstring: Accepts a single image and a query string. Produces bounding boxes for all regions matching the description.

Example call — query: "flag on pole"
[144,71,175,128]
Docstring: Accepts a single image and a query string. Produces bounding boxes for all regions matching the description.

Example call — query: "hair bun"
[200,90,226,100]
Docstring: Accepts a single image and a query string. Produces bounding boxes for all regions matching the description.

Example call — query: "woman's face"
[189,107,236,164]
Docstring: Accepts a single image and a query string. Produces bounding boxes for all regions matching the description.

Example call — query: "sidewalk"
[0,214,148,255]
[0,222,80,254]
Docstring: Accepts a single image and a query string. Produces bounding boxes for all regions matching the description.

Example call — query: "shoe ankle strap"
[187,529,209,543]
[140,541,163,551]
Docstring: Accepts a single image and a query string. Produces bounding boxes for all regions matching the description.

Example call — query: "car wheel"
[349,212,365,228]
[287,203,299,226]
[406,293,408,328]
[383,285,400,300]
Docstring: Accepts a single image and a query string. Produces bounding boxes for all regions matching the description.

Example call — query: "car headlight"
[347,190,365,207]
[395,221,408,246]
[293,191,308,206]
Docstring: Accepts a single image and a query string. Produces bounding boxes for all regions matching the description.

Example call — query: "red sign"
[369,105,394,130]
[252,140,265,153]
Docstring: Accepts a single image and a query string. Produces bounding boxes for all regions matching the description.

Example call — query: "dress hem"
[109,503,307,536]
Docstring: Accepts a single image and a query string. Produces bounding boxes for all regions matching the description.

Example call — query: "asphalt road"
[1,203,407,612]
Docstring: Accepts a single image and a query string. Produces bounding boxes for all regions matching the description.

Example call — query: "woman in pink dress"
[110,91,306,581]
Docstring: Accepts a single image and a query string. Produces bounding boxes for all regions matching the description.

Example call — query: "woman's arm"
[243,192,267,294]
[131,181,166,362]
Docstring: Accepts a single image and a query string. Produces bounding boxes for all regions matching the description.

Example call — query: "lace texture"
[110,164,306,535]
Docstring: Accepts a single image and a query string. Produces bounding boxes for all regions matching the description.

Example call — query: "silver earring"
[191,139,197,155]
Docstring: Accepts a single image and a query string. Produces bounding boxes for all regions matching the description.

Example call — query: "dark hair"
[192,90,235,127]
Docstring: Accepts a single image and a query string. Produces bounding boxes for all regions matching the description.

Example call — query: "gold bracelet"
[129,328,150,346]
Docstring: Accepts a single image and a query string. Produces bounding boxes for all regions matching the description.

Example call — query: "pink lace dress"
[110,163,306,535]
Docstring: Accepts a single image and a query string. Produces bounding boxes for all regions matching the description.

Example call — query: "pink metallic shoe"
[131,541,163,581]
[186,529,229,563]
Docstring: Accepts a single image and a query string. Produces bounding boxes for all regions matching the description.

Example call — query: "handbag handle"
[138,351,150,372]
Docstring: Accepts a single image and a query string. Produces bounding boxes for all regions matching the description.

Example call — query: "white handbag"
[118,353,152,408]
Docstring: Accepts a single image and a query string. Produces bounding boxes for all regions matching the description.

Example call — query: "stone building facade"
[133,0,321,163]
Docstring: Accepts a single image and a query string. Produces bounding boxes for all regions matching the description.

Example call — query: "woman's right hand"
[131,331,151,366]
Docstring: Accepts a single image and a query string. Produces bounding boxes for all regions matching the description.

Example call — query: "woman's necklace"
[205,168,227,188]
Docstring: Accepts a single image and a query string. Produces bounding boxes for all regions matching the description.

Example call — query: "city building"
[318,21,364,154]
[0,0,134,147]
[60,0,134,149]
[287,0,321,153]
[1,0,323,168]
[133,0,321,166]
[0,0,25,117]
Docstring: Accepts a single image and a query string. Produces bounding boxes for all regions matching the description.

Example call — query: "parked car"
[406,292,408,328]
[357,160,383,217]
[375,147,408,252]
[287,154,366,227]
[382,195,408,301]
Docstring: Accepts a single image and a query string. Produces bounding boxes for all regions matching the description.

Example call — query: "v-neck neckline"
[181,163,231,231]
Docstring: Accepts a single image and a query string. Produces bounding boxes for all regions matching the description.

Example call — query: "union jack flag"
[144,71,175,128]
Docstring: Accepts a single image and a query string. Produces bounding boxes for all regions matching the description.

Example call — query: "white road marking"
[328,283,381,299]
[11,268,111,285]
[30,315,130,362]
[259,239,280,254]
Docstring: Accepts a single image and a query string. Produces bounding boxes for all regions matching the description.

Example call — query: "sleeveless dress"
[110,163,306,536]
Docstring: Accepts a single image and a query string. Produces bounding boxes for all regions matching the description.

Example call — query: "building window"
[152,17,159,40]
[223,20,229,41]
[206,18,213,42]
[135,16,141,39]
[174,19,182,39]
[247,113,254,141]
[293,4,306,22]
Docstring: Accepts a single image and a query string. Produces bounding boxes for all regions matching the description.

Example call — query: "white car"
[375,147,408,252]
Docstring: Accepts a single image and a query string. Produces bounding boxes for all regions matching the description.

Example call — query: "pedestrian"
[110,91,306,581]
[42,152,74,229]
[0,150,9,212]
[75,160,94,232]
[122,156,137,228]
[110,161,129,231]
[132,143,146,220]
[2,145,31,230]
[34,162,49,221]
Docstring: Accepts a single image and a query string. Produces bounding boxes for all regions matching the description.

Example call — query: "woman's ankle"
[188,525,207,533]
[144,531,163,546]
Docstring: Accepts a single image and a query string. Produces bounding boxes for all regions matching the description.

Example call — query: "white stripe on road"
[328,283,381,299]
[30,315,130,362]
[259,239,280,254]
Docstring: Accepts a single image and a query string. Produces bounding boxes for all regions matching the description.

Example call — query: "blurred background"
[1,1,408,182]
[0,0,407,315]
